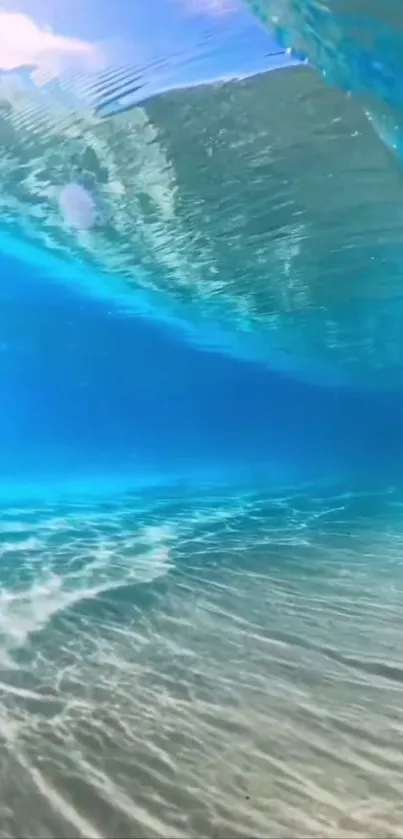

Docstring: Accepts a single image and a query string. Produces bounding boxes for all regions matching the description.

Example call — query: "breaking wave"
[0,3,402,387]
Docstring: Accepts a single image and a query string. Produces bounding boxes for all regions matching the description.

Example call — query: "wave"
[1,62,403,387]
[245,0,403,109]
[0,4,402,388]
[246,2,403,169]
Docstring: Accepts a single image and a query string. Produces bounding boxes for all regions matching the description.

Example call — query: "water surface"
[0,1,403,837]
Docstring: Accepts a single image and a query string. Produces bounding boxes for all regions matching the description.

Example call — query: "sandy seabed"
[0,484,402,838]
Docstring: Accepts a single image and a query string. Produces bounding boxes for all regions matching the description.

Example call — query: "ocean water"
[0,0,403,836]
[2,483,403,838]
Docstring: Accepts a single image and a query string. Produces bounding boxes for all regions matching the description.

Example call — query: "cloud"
[180,0,239,17]
[0,10,104,77]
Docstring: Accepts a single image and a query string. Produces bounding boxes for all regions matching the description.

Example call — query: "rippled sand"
[0,484,403,837]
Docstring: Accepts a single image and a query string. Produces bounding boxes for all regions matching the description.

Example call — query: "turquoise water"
[2,60,403,388]
[1,483,403,837]
[0,0,403,835]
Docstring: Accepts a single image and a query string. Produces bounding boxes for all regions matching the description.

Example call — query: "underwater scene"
[1,0,403,836]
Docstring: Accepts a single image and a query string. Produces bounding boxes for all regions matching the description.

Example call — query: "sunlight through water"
[0,0,403,837]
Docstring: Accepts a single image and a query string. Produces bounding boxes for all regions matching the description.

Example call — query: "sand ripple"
[0,484,402,837]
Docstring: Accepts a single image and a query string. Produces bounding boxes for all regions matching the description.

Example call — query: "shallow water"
[1,0,403,836]
[0,484,402,838]
[0,487,403,837]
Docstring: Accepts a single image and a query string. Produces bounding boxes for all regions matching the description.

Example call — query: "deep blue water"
[1,245,403,838]
[1,0,403,836]
[2,253,403,492]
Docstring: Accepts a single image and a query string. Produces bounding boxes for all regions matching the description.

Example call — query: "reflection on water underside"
[1,65,403,385]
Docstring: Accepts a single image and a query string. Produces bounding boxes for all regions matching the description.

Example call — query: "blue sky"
[0,0,299,97]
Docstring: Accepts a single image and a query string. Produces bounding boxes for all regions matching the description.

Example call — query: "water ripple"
[0,484,401,836]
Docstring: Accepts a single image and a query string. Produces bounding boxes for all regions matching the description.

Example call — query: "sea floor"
[0,482,402,838]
